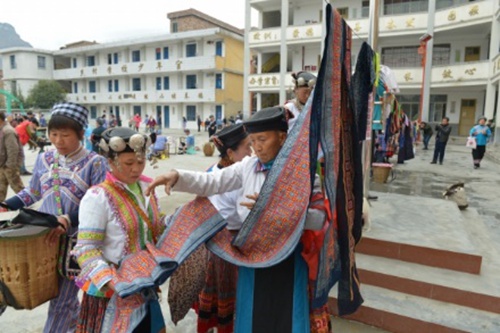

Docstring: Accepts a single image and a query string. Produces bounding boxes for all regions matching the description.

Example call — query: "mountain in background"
[0,23,33,68]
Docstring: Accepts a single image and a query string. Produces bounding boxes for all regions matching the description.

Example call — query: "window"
[163,76,170,90]
[113,53,119,64]
[215,105,222,121]
[132,78,141,91]
[155,48,161,60]
[172,22,178,33]
[398,95,420,121]
[37,56,46,69]
[186,106,196,121]
[186,44,197,57]
[337,7,349,19]
[163,47,169,59]
[215,41,223,56]
[89,81,96,93]
[9,55,16,69]
[156,77,162,90]
[90,106,97,119]
[108,53,113,65]
[133,105,142,117]
[132,50,141,62]
[73,82,78,94]
[215,73,223,89]
[382,46,420,68]
[107,52,119,64]
[429,95,447,122]
[108,80,113,92]
[87,56,95,67]
[10,81,17,95]
[114,80,119,92]
[432,44,451,65]
[383,0,428,15]
[186,75,197,89]
[72,58,77,68]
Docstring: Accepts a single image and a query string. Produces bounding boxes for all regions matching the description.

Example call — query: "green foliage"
[27,80,66,109]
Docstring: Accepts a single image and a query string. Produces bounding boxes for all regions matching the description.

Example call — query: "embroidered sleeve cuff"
[88,261,114,290]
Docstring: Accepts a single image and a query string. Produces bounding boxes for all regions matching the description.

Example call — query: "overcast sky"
[1,0,253,50]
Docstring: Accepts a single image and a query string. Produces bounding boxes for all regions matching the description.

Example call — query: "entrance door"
[458,99,476,136]
[464,47,480,62]
[163,106,170,129]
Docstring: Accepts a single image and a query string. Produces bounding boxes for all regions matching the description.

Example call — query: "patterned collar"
[255,159,275,172]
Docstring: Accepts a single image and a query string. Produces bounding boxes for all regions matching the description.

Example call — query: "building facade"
[0,9,245,130]
[244,0,500,138]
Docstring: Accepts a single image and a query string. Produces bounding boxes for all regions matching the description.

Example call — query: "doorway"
[458,99,476,136]
[163,106,170,129]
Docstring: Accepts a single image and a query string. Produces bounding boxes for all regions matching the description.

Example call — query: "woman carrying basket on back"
[1,102,108,333]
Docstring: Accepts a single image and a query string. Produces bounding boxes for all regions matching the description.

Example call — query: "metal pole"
[363,0,380,198]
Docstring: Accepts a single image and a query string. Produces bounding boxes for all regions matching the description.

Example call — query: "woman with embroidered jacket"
[1,102,109,333]
[73,127,166,333]
[146,107,327,333]
[469,116,492,169]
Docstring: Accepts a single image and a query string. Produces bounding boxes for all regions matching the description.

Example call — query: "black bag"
[58,234,80,280]
[11,208,63,229]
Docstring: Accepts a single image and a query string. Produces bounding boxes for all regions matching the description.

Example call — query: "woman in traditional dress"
[73,127,166,333]
[1,102,109,333]
[469,116,492,169]
[167,124,252,332]
[146,107,327,333]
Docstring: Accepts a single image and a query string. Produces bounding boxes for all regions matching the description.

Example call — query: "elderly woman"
[73,127,166,333]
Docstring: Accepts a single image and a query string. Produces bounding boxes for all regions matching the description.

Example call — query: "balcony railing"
[53,56,218,80]
[248,0,494,46]
[65,88,215,104]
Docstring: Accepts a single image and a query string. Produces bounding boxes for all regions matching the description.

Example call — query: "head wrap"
[244,106,288,133]
[98,127,151,157]
[50,102,89,129]
[211,123,248,155]
[291,71,317,88]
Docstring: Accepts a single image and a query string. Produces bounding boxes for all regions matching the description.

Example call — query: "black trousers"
[433,141,447,163]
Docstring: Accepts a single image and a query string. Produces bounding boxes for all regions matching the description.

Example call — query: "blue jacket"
[470,125,491,146]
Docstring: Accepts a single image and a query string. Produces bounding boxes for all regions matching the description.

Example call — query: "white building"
[0,48,54,99]
[244,0,500,138]
[0,9,245,130]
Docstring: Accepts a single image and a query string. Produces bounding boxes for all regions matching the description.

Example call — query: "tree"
[27,80,66,109]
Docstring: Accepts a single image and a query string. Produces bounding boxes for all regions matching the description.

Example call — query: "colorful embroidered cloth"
[107,5,363,318]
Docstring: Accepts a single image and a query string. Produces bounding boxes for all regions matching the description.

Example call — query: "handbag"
[58,233,80,280]
[52,152,81,280]
[465,136,477,149]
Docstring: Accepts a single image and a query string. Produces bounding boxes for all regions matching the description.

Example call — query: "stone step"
[356,237,482,274]
[360,192,483,274]
[329,285,500,333]
[356,253,500,314]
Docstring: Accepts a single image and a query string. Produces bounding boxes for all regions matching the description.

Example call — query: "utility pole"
[363,0,380,198]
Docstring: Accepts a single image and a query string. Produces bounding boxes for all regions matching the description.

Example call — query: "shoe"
[430,161,437,164]
[21,171,32,176]
[474,165,479,169]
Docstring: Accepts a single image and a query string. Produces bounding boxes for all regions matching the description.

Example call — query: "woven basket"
[0,229,59,309]
[372,163,392,184]
[203,142,215,157]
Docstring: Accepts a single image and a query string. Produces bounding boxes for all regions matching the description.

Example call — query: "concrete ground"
[0,127,388,332]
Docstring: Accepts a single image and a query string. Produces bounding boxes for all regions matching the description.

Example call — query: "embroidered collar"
[255,159,275,172]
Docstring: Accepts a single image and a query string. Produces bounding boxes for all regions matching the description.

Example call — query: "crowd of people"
[0,65,497,333]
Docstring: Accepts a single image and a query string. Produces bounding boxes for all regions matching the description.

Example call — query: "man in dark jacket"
[419,121,433,150]
[431,117,452,165]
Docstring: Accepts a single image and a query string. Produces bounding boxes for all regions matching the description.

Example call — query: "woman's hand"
[45,215,69,246]
[240,193,259,210]
[145,170,180,196]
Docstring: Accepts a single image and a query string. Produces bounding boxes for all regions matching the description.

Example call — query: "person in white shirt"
[73,127,166,333]
[284,71,316,131]
[146,106,326,333]
[168,123,252,330]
